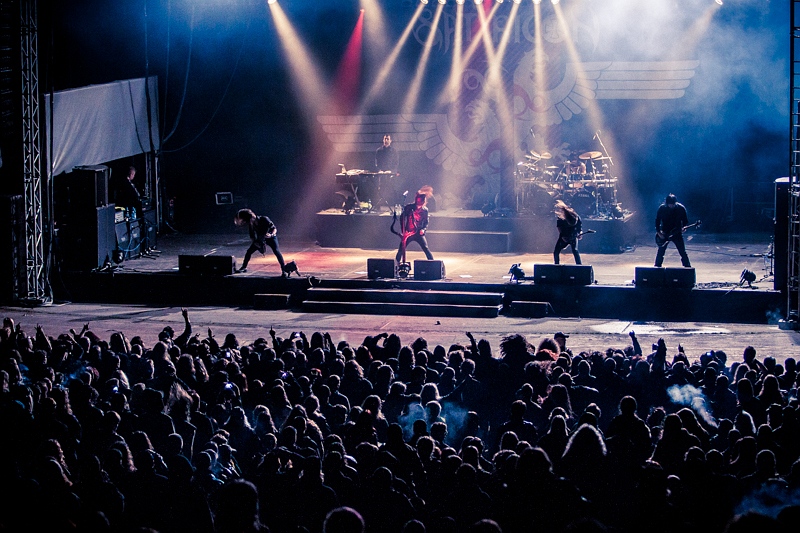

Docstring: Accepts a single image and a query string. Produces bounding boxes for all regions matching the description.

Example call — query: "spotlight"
[551,0,560,4]
[533,0,542,4]
[508,264,525,283]
[473,0,483,4]
[267,0,277,4]
[740,269,757,287]
[456,0,464,5]
[513,0,522,3]
[420,0,428,3]
[715,0,723,4]
[438,0,446,4]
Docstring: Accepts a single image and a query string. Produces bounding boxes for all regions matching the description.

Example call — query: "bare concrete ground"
[3,302,798,364]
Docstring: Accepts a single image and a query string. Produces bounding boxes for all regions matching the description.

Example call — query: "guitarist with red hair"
[394,187,435,266]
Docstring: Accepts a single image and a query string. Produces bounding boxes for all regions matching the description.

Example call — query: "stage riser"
[316,211,635,253]
[61,272,783,324]
[301,301,502,318]
[305,288,503,306]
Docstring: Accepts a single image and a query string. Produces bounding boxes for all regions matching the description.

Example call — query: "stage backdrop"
[45,77,160,177]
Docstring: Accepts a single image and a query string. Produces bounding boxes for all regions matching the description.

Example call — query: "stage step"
[506,300,552,318]
[253,293,291,310]
[425,230,511,253]
[301,288,503,317]
[301,301,502,318]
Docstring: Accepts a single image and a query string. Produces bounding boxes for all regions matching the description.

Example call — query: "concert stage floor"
[10,229,795,358]
[110,230,774,290]
[47,228,784,326]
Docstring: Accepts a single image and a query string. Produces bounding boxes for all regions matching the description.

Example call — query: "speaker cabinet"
[179,255,235,276]
[635,267,665,288]
[71,165,110,207]
[533,264,594,285]
[60,204,116,271]
[414,259,445,280]
[115,219,142,260]
[635,267,695,288]
[0,195,27,303]
[367,258,397,279]
[664,267,696,288]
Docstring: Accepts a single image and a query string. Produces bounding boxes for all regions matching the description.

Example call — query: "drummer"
[568,153,586,179]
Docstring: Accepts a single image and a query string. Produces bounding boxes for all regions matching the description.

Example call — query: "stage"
[51,224,783,325]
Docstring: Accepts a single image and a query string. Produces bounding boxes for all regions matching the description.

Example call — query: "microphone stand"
[594,131,614,167]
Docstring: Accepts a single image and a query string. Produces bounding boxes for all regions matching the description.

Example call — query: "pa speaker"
[179,255,235,276]
[635,267,665,288]
[664,267,695,288]
[533,264,594,285]
[414,259,445,280]
[367,258,396,279]
[60,205,116,271]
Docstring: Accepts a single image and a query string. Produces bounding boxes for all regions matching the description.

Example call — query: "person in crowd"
[2,315,799,532]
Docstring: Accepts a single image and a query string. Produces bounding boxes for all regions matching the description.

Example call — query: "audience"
[1,314,799,532]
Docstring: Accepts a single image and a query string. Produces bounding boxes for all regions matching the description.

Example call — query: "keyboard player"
[375,134,399,173]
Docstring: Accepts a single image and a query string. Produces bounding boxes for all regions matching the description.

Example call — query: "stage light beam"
[403,2,445,114]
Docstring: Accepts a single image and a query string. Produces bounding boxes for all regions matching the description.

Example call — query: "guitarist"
[654,193,692,268]
[554,199,583,265]
[234,208,287,275]
[395,189,435,264]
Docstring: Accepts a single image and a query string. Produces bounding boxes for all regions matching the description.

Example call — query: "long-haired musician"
[395,187,435,263]
[554,200,583,265]
[234,208,286,275]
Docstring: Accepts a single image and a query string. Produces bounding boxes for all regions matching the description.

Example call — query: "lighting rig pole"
[20,0,45,304]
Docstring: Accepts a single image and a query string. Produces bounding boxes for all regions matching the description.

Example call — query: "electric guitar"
[559,229,595,243]
[656,220,701,247]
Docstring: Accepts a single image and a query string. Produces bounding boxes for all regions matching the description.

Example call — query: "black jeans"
[554,238,581,265]
[396,233,434,263]
[655,234,691,267]
[242,236,285,270]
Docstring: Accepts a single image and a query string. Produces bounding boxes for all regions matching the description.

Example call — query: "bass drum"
[570,190,596,216]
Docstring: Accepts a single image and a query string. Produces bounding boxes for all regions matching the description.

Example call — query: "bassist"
[654,193,692,268]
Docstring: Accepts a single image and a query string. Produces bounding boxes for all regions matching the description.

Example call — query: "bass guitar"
[656,220,701,247]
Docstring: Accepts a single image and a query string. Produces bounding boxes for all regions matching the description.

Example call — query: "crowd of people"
[1,311,799,533]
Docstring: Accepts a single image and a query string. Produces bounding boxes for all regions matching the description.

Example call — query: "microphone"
[593,130,600,140]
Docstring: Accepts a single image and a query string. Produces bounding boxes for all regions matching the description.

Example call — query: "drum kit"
[516,149,620,217]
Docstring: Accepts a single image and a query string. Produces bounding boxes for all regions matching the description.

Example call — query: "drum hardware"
[579,151,603,160]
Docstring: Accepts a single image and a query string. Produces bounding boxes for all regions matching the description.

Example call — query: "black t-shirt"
[655,202,688,234]
[375,145,399,173]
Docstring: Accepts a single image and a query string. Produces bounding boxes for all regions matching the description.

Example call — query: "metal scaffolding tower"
[20,0,44,302]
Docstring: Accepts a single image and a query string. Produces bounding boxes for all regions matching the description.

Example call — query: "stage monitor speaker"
[179,254,235,276]
[367,258,396,279]
[635,267,665,288]
[414,259,445,280]
[533,264,594,285]
[664,267,696,288]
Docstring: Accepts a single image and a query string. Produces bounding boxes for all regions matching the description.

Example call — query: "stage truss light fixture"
[715,0,723,5]
[533,0,542,4]
[473,0,483,5]
[438,0,446,5]
[551,0,560,4]
[513,0,522,4]
[420,0,428,4]
[456,0,465,5]
[267,0,277,4]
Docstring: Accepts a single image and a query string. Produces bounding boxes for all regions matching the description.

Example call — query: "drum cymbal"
[579,151,603,160]
[539,151,553,159]
[527,150,541,159]
[545,165,560,169]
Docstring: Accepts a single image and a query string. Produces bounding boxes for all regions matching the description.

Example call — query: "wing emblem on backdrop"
[514,60,701,127]
[320,60,700,168]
